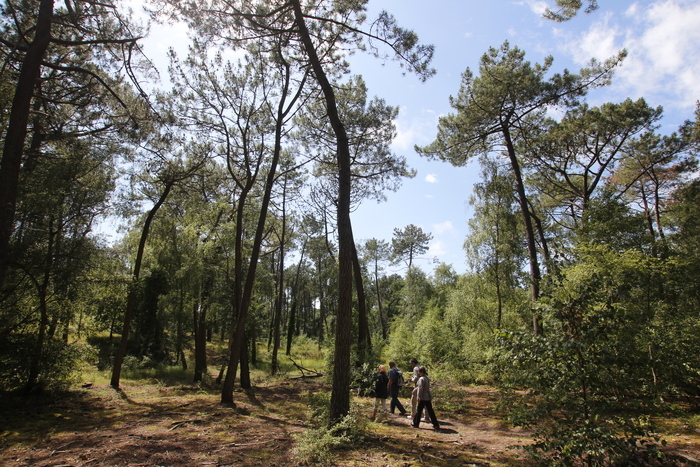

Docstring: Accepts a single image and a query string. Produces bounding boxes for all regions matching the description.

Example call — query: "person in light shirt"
[411,366,440,431]
[409,358,431,423]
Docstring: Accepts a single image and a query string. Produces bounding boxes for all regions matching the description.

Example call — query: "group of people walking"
[372,358,440,431]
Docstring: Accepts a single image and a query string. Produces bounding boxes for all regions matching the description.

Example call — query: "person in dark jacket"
[372,364,389,420]
[387,361,407,415]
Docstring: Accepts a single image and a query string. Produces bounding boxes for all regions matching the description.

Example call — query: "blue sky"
[127,0,700,275]
[346,0,700,274]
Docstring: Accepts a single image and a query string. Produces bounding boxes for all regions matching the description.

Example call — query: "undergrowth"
[291,389,370,466]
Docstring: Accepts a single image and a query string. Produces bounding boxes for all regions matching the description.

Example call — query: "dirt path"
[1,380,696,466]
[347,385,535,467]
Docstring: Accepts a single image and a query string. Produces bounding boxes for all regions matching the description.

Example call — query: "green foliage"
[520,416,666,466]
[390,224,433,269]
[0,335,96,392]
[292,389,369,466]
[432,384,471,415]
[383,318,417,370]
[132,268,170,363]
[577,194,650,251]
[438,273,528,383]
[544,0,599,22]
[351,362,378,397]
[496,244,693,465]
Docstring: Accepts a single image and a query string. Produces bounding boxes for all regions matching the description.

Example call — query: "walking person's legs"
[390,390,407,415]
[424,400,440,429]
[413,400,425,427]
[410,388,418,417]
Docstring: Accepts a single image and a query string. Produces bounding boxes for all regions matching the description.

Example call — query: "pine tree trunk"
[0,0,54,289]
[291,0,354,425]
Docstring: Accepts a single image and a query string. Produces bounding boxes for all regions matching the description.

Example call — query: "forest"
[1,0,699,465]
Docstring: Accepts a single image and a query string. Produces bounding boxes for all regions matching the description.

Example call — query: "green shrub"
[292,403,368,466]
[496,246,680,466]
[0,334,96,391]
[350,362,377,397]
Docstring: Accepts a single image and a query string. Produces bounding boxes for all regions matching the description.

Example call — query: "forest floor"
[1,372,699,467]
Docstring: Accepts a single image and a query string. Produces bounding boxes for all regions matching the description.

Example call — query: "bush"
[496,246,680,466]
[350,362,377,397]
[292,402,368,466]
[0,334,96,391]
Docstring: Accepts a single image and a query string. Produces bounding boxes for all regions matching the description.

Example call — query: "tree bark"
[352,240,371,364]
[221,51,294,404]
[271,178,288,375]
[291,0,354,425]
[24,217,56,393]
[373,257,387,340]
[111,181,174,389]
[503,125,541,333]
[286,241,305,355]
[0,0,54,289]
[193,275,213,382]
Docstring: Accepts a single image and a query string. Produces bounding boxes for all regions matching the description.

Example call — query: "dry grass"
[0,371,698,467]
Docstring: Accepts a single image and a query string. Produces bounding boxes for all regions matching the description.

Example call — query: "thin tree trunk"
[239,334,251,390]
[272,179,288,375]
[24,217,56,393]
[111,181,174,389]
[193,275,212,382]
[317,255,326,345]
[352,241,371,365]
[503,125,541,333]
[221,52,297,404]
[176,284,187,370]
[373,258,387,340]
[287,241,306,355]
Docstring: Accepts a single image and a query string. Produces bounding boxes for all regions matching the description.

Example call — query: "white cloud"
[565,13,620,65]
[425,173,439,183]
[561,0,700,110]
[429,240,448,256]
[517,0,549,16]
[625,2,641,17]
[392,109,439,151]
[433,221,457,235]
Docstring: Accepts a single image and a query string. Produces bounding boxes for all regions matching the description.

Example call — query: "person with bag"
[412,366,440,431]
[387,361,407,415]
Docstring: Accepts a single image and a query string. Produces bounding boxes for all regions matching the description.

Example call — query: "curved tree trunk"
[503,125,542,333]
[221,52,296,404]
[292,0,354,425]
[111,181,174,389]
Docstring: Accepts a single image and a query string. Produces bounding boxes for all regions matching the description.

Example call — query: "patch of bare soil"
[0,380,698,467]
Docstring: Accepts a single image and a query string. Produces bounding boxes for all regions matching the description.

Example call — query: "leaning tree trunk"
[220,53,294,405]
[503,126,542,334]
[111,181,174,389]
